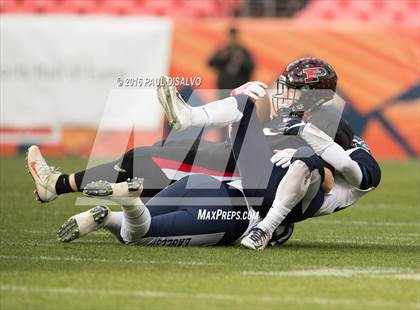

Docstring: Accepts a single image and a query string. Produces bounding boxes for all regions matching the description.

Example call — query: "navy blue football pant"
[135,174,249,246]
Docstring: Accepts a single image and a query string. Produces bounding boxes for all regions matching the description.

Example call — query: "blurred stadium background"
[0,0,419,160]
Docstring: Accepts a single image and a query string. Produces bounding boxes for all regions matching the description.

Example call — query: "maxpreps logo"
[302,67,327,83]
[197,209,259,221]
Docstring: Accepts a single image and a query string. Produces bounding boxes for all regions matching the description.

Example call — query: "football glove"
[352,135,371,153]
[231,81,267,101]
[270,148,296,168]
[280,115,306,135]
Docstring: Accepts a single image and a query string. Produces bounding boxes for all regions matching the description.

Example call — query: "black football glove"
[280,115,306,135]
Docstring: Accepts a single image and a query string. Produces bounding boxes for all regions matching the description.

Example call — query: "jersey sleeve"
[348,148,381,189]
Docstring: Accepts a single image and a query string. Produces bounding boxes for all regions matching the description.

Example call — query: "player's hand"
[270,148,296,168]
[280,115,306,135]
[231,81,267,101]
[352,135,371,153]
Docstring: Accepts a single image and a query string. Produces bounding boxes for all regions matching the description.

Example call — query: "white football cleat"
[57,205,110,242]
[156,75,192,131]
[241,227,272,250]
[83,178,143,205]
[26,145,61,203]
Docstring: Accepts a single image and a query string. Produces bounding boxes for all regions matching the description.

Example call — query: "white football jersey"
[315,173,375,216]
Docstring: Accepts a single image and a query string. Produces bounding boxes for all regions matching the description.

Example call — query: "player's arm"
[346,145,381,190]
[278,116,380,189]
[299,123,381,189]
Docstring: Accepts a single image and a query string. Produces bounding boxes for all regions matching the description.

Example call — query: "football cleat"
[241,227,272,250]
[156,75,192,131]
[83,180,113,197]
[57,205,109,242]
[83,178,143,203]
[57,217,80,242]
[26,145,61,203]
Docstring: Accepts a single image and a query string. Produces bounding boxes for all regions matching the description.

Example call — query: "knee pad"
[290,147,325,183]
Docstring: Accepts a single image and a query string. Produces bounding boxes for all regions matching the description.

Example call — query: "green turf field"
[0,156,419,309]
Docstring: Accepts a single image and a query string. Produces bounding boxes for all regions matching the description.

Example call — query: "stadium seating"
[2,0,417,27]
[0,0,242,17]
[295,0,419,27]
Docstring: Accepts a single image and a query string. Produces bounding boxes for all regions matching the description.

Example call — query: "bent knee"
[290,147,325,182]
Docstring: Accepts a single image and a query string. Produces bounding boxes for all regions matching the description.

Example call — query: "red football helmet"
[272,57,338,115]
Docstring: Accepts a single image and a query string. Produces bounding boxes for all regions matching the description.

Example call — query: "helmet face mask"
[271,76,302,115]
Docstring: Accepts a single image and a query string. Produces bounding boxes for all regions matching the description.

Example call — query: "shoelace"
[35,160,59,180]
[249,228,267,243]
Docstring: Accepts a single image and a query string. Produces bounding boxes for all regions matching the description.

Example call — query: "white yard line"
[0,284,418,308]
[243,267,420,281]
[309,219,420,227]
[0,254,346,271]
[2,254,419,279]
[0,284,239,301]
[0,255,223,267]
[0,229,51,234]
[291,237,418,245]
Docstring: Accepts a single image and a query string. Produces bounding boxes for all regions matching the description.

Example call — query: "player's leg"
[57,205,124,243]
[58,177,151,244]
[27,145,158,202]
[78,175,249,246]
[70,146,171,198]
[139,174,249,246]
[229,95,280,198]
[157,75,243,130]
[241,146,325,250]
[27,144,192,203]
[89,178,152,244]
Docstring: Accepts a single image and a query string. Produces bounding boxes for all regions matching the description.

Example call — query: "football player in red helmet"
[272,57,338,116]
